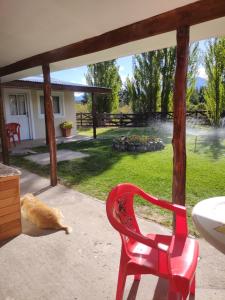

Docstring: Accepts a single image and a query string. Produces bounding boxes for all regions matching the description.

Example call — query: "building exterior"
[2,79,110,141]
[3,85,75,140]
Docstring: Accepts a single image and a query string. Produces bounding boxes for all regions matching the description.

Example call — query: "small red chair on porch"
[6,123,21,146]
[106,183,199,300]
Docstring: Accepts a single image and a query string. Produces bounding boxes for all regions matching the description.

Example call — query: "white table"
[192,197,225,254]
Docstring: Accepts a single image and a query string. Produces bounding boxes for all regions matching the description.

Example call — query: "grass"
[11,126,225,234]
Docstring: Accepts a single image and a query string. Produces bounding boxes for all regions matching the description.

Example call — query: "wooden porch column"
[42,64,57,186]
[172,26,190,206]
[44,114,49,145]
[92,92,97,139]
[0,80,9,165]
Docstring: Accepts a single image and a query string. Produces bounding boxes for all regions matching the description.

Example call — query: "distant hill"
[196,76,207,90]
[75,94,85,102]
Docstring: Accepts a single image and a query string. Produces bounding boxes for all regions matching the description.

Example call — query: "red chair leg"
[168,282,189,300]
[134,274,141,281]
[116,259,127,300]
[168,283,178,300]
[180,283,189,300]
[12,135,16,147]
[190,275,196,295]
[18,132,21,143]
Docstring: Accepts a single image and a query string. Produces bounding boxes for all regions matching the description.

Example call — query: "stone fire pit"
[112,135,165,153]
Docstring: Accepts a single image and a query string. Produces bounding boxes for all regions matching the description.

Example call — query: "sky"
[48,39,208,97]
[51,56,133,85]
[50,56,133,97]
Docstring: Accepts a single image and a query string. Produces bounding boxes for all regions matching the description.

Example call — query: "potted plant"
[59,121,73,137]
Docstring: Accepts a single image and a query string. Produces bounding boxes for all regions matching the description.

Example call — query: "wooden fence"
[76,111,208,128]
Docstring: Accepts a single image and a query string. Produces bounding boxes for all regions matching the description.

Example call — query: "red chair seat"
[127,234,172,274]
[170,237,198,278]
[128,243,159,274]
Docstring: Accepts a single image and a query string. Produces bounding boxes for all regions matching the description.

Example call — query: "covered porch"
[0,1,225,299]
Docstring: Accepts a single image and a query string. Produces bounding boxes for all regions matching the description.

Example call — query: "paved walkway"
[0,169,225,300]
[25,150,89,165]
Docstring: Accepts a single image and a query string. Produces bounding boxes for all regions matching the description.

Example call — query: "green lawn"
[11,126,225,234]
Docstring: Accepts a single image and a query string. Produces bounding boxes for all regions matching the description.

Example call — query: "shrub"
[112,135,165,152]
[60,121,73,129]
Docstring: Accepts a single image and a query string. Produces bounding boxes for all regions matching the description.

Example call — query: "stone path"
[25,149,89,165]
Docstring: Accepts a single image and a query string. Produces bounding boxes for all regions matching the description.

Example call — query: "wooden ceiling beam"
[0,0,225,76]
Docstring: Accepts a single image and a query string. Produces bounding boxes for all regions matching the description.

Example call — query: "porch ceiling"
[1,0,225,82]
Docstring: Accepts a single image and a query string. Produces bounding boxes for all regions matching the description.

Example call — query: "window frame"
[9,93,27,116]
[37,91,65,119]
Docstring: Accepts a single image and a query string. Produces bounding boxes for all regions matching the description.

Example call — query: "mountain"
[196,76,207,90]
[75,94,85,102]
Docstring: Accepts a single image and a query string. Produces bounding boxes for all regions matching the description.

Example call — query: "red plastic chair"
[106,183,199,300]
[6,123,21,145]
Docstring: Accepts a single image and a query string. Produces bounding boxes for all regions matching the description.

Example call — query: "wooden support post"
[0,80,9,165]
[42,64,57,186]
[44,113,49,145]
[172,26,190,206]
[92,92,97,139]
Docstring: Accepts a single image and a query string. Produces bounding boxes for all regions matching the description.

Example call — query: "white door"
[6,93,31,140]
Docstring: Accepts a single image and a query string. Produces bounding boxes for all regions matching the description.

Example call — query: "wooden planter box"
[0,164,22,241]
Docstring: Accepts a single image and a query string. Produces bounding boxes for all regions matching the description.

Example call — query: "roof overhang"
[2,80,111,94]
[1,0,225,82]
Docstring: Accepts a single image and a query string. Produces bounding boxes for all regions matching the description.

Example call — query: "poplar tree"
[129,51,161,113]
[186,42,200,109]
[85,60,122,113]
[159,47,176,118]
[204,38,225,126]
[123,44,198,115]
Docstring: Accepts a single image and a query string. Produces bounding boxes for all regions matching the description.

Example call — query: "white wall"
[32,90,76,139]
[3,87,76,140]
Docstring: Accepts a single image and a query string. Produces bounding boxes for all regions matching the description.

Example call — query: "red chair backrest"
[6,123,20,134]
[107,184,140,229]
[106,183,161,249]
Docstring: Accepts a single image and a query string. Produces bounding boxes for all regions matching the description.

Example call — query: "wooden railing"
[76,111,208,128]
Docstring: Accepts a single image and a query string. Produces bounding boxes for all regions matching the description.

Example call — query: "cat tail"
[61,225,73,234]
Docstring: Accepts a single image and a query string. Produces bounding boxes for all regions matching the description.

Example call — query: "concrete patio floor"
[10,134,91,155]
[0,169,225,300]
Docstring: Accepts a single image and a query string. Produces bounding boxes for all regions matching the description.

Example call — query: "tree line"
[84,37,225,127]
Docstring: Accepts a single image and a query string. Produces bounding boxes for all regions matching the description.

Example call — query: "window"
[39,95,63,116]
[53,96,60,114]
[9,94,27,115]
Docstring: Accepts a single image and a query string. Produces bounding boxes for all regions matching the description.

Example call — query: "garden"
[11,124,225,234]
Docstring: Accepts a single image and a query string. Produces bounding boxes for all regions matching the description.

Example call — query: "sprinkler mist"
[186,115,208,153]
[221,117,225,128]
[194,136,198,152]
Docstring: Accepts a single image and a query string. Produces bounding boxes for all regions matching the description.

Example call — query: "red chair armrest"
[138,189,188,236]
[115,221,169,252]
